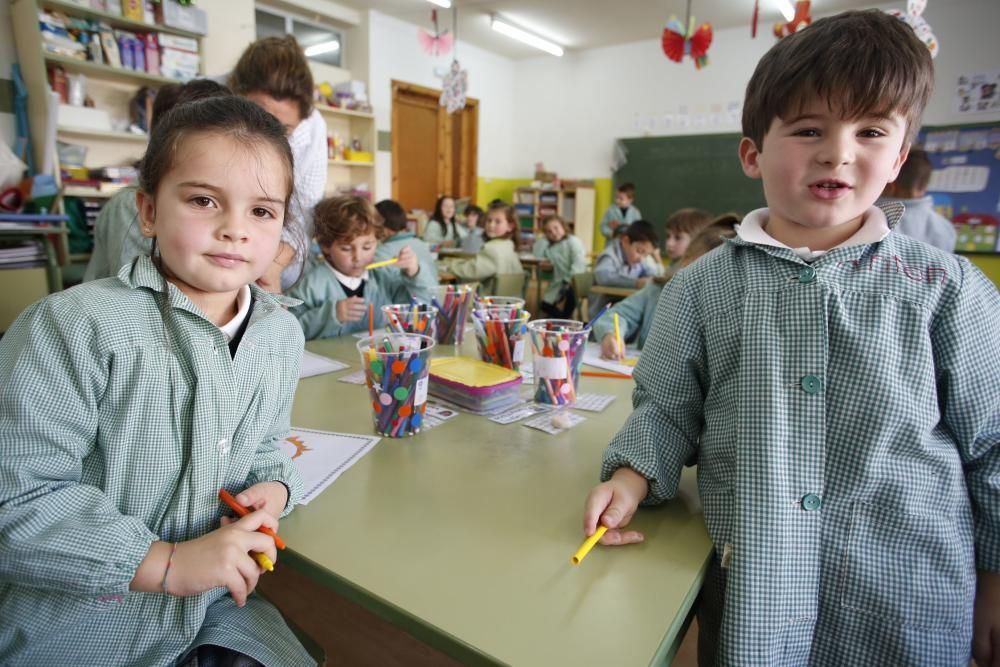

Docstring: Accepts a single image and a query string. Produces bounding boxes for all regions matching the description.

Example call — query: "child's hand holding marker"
[163,510,280,607]
[581,467,649,553]
[395,245,419,277]
[600,334,624,361]
[233,481,288,520]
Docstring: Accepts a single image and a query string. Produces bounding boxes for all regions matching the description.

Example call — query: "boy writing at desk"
[583,11,1000,666]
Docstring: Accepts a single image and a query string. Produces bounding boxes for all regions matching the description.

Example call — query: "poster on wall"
[954,70,1000,114]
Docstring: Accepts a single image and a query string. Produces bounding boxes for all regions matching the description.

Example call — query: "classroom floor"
[258,564,700,666]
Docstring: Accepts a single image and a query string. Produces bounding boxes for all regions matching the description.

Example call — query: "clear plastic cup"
[382,303,439,339]
[479,295,525,310]
[356,333,436,437]
[527,319,590,406]
[471,307,530,371]
[430,283,477,345]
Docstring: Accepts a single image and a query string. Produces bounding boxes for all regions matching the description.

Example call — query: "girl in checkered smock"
[0,97,314,665]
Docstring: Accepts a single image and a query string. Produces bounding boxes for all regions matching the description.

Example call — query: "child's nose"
[218,212,249,242]
[818,133,855,165]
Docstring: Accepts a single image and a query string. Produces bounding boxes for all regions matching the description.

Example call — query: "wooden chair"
[571,272,594,321]
[491,272,526,298]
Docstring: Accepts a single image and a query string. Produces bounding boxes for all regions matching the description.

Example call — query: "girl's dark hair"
[140,96,294,210]
[229,35,314,121]
[430,195,459,240]
[375,199,408,233]
[151,79,231,131]
[486,202,518,241]
[464,205,485,229]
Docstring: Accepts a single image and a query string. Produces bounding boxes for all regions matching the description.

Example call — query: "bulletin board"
[920,121,1000,253]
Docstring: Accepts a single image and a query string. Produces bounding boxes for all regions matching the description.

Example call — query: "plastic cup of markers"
[382,303,439,340]
[527,319,590,406]
[430,283,477,345]
[479,295,526,310]
[356,334,436,437]
[471,307,530,372]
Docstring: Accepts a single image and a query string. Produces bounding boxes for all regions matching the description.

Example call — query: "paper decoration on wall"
[886,0,939,58]
[661,0,713,69]
[751,0,760,37]
[418,9,453,57]
[773,1,811,38]
[439,59,468,114]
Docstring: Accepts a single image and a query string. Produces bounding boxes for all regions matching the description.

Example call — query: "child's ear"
[135,189,156,238]
[739,137,763,179]
[887,142,911,183]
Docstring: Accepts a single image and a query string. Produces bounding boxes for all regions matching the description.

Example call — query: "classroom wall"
[512,0,1000,180]
[367,10,518,202]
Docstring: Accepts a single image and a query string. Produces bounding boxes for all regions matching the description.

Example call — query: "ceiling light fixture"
[426,0,451,8]
[773,0,795,21]
[304,41,341,57]
[490,15,564,56]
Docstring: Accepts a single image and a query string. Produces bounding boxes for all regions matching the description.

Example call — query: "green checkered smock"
[602,210,1000,666]
[0,256,313,666]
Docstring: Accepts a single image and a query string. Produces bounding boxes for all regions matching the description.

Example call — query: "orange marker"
[218,488,287,550]
[581,370,631,379]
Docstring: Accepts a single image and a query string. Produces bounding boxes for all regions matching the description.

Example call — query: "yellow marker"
[613,313,624,359]
[365,257,399,270]
[254,552,275,572]
[571,525,608,565]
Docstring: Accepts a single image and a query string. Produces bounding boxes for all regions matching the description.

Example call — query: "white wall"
[367,10,517,200]
[513,0,1000,178]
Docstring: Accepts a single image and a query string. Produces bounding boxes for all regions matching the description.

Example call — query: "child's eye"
[252,207,275,219]
[794,128,820,137]
[191,196,215,208]
[859,128,886,138]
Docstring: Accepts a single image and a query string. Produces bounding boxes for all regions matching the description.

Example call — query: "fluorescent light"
[304,41,341,57]
[773,0,795,21]
[490,16,564,56]
[426,0,451,8]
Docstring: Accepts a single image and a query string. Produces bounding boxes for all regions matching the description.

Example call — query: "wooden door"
[391,80,478,211]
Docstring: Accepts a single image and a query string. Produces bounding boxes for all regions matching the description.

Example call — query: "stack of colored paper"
[428,356,523,415]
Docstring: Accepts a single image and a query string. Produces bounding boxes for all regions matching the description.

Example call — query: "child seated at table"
[374,199,438,282]
[591,219,659,313]
[442,202,524,296]
[288,196,435,339]
[460,205,486,253]
[533,214,587,318]
[595,214,739,359]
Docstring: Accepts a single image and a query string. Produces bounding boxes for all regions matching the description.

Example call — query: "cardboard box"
[157,33,197,52]
[122,0,143,22]
[155,0,207,35]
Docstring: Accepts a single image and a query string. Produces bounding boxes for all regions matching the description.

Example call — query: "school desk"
[590,284,638,298]
[277,334,712,666]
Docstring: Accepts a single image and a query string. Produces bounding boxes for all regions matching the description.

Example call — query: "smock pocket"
[840,501,972,633]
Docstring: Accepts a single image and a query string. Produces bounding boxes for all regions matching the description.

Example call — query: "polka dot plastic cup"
[356,333,436,437]
[382,303,439,339]
[527,319,590,406]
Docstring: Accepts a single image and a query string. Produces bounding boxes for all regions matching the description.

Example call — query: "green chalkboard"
[614,134,766,238]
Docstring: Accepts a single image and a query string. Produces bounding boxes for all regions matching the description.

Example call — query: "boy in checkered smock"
[583,11,1000,666]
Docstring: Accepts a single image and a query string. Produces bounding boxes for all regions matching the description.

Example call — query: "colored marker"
[613,312,624,359]
[365,257,399,270]
[571,525,608,565]
[218,489,287,550]
[581,370,630,379]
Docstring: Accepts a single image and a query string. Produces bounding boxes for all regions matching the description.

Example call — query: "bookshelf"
[316,104,376,198]
[514,186,596,253]
[10,0,205,279]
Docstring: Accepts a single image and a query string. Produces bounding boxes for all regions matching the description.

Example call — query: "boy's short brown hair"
[229,35,314,121]
[894,149,933,193]
[665,208,712,235]
[742,10,933,150]
[616,182,636,197]
[314,196,382,246]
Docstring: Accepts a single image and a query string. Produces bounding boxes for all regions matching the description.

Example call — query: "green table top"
[280,335,711,667]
